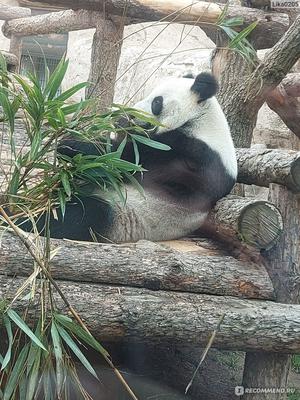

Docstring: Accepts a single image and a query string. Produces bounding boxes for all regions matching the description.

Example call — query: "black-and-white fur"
[22,72,237,242]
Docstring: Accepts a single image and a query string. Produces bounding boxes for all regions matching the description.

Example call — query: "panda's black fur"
[20,72,237,242]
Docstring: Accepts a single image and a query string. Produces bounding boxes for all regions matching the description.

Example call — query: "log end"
[238,201,283,250]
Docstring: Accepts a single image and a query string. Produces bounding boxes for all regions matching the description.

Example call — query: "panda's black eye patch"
[151,96,163,115]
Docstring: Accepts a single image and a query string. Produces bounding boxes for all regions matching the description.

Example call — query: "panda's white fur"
[20,73,237,243]
[134,78,237,177]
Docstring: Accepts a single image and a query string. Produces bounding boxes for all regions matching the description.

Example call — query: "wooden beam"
[1,274,300,352]
[0,4,31,21]
[2,1,289,49]
[0,230,275,299]
[236,147,300,193]
[2,9,103,37]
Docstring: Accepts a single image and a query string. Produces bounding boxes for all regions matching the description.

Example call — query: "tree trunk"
[1,275,300,352]
[213,15,300,148]
[86,18,124,112]
[242,186,300,400]
[266,73,300,139]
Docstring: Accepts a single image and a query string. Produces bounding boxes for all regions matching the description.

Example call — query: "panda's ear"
[191,72,219,101]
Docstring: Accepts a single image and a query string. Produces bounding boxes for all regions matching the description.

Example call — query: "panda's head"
[134,72,219,134]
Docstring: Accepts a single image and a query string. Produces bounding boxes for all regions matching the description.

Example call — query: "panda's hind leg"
[17,196,114,242]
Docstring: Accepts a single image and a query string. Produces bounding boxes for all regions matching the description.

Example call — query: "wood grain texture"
[10,0,289,48]
[2,9,103,37]
[267,74,300,139]
[236,147,300,192]
[0,274,300,352]
[0,5,31,21]
[213,15,300,148]
[206,195,283,250]
[0,231,274,299]
[86,18,123,112]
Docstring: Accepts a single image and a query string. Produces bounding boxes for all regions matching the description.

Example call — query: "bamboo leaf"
[7,309,47,352]
[56,324,99,380]
[25,346,41,400]
[1,315,13,370]
[3,344,29,400]
[130,134,171,151]
[132,138,140,165]
[216,1,229,25]
[50,321,64,397]
[55,314,109,358]
[228,21,258,49]
[60,172,72,197]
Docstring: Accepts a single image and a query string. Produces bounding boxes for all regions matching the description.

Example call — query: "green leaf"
[29,131,42,161]
[60,172,72,197]
[55,82,88,102]
[228,21,258,49]
[8,167,20,196]
[132,138,140,165]
[56,324,99,380]
[130,134,171,151]
[60,99,91,115]
[25,346,41,400]
[216,2,229,25]
[7,309,47,352]
[44,57,68,100]
[1,315,13,370]
[58,189,67,218]
[221,17,244,27]
[50,321,64,397]
[3,344,29,400]
[55,313,109,358]
[0,89,15,133]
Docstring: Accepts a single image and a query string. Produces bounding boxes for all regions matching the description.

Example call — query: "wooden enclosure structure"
[1,1,300,399]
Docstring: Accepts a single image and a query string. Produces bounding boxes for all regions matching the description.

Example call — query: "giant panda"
[21,72,237,242]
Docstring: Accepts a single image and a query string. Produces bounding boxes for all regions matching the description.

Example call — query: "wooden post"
[8,35,22,72]
[86,18,124,113]
[242,188,300,400]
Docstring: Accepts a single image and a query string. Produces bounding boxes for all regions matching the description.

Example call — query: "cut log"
[86,18,124,112]
[266,73,300,139]
[0,231,274,299]
[205,195,283,251]
[2,1,289,49]
[1,274,300,352]
[2,9,103,38]
[236,147,300,192]
[0,5,31,21]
